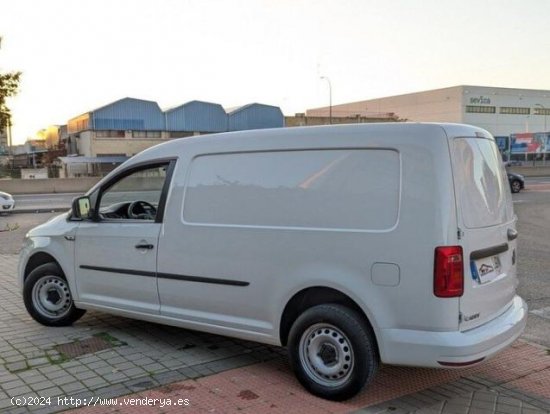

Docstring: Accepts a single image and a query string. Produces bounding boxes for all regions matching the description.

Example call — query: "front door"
[75,161,174,314]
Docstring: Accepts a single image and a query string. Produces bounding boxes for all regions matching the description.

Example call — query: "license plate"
[472,255,501,284]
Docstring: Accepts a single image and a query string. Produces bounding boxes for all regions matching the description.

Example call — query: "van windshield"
[452,138,512,229]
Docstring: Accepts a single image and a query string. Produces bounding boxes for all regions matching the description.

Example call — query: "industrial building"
[60,97,284,177]
[307,85,550,138]
[285,112,399,127]
[165,100,227,136]
[227,103,284,131]
[66,98,167,160]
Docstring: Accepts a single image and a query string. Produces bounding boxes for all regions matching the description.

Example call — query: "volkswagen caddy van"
[19,123,527,400]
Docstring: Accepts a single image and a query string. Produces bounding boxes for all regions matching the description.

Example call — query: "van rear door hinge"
[457,227,464,240]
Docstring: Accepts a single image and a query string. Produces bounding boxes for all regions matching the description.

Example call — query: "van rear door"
[451,136,518,331]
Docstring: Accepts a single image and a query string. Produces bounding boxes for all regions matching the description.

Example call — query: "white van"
[19,123,527,400]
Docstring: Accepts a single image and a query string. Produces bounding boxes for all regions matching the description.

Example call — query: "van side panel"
[156,125,459,346]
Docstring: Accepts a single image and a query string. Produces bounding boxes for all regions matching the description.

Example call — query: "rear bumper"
[378,295,527,368]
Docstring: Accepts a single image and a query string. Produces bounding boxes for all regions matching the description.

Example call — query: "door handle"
[135,243,154,250]
[507,228,518,241]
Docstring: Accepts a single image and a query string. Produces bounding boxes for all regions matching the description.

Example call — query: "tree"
[0,36,22,130]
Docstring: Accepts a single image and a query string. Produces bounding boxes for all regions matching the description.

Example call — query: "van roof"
[129,122,493,164]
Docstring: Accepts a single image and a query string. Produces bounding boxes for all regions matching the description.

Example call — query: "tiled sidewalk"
[67,340,550,414]
[0,254,283,413]
[2,250,549,413]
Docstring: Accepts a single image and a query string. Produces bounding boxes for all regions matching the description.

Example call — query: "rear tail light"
[434,246,464,298]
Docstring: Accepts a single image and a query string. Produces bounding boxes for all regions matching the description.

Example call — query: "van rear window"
[452,138,511,229]
[183,149,400,231]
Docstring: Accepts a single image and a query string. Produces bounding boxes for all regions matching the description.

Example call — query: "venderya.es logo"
[479,263,494,276]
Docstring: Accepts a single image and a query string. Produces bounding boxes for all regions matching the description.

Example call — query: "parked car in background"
[508,172,525,193]
[0,191,15,213]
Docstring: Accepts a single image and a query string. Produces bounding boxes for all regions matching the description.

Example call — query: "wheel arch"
[24,251,64,280]
[279,286,379,350]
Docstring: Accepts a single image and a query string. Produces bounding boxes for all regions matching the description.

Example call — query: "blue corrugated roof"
[226,103,258,114]
[67,98,284,134]
[228,103,284,131]
[91,97,164,131]
[165,100,227,132]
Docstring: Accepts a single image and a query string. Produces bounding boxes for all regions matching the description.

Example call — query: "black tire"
[23,262,86,326]
[288,303,379,401]
[511,180,521,193]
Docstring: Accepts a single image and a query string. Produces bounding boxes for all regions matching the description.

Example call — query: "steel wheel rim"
[299,323,354,388]
[31,275,72,319]
[512,181,521,192]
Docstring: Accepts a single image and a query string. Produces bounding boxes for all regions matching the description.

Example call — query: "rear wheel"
[23,263,86,326]
[288,304,379,401]
[511,180,521,193]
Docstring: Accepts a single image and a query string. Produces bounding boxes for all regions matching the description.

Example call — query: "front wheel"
[288,304,379,401]
[511,180,522,193]
[23,262,86,326]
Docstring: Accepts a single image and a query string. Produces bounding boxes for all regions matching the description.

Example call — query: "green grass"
[93,332,127,347]
[46,352,70,365]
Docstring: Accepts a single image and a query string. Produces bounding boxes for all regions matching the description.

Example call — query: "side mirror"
[72,196,92,220]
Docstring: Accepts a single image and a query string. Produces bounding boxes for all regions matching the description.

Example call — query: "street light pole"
[320,76,332,124]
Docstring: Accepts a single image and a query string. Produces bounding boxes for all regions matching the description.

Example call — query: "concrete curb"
[10,207,69,214]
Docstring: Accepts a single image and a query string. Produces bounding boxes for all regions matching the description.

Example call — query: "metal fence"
[503,152,550,167]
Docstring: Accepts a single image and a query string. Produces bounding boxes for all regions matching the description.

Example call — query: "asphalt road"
[1,185,549,348]
[12,192,81,211]
[12,191,157,212]
[513,187,550,347]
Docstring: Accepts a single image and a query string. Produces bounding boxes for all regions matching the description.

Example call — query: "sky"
[2,0,550,145]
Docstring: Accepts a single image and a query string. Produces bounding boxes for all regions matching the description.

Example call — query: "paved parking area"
[2,190,550,414]
[1,253,550,413]
[0,254,284,413]
[0,212,60,255]
[71,341,550,413]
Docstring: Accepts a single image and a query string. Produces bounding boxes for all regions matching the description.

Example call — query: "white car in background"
[0,191,15,213]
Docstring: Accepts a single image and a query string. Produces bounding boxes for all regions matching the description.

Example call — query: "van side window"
[98,164,168,221]
[183,149,400,231]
